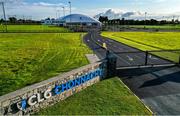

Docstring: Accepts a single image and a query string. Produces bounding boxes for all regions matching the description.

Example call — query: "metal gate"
[107,50,180,69]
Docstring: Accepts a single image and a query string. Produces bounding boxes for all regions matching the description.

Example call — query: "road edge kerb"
[117,78,154,115]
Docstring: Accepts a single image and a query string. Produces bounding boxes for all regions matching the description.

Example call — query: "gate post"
[106,50,117,78]
[145,51,148,65]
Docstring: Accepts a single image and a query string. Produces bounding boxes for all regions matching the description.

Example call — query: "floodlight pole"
[56,11,57,19]
[113,14,115,31]
[57,10,60,18]
[62,6,65,17]
[1,2,7,32]
[68,1,71,23]
[173,16,175,24]
[144,12,147,28]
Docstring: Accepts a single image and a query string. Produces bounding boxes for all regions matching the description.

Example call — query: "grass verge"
[37,77,152,115]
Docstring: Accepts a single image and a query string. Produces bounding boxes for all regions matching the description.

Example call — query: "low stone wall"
[0,62,106,115]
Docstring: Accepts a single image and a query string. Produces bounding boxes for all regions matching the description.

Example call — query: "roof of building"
[58,14,101,24]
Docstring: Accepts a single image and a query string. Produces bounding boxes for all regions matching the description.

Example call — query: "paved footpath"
[85,54,100,63]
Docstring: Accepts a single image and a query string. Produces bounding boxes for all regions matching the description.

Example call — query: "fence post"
[145,51,148,65]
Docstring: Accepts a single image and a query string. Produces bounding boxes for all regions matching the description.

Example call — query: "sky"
[0,0,180,20]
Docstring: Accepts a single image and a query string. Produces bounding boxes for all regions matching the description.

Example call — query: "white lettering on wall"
[28,95,37,106]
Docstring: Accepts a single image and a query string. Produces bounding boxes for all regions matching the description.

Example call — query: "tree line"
[0,17,41,25]
[99,16,180,25]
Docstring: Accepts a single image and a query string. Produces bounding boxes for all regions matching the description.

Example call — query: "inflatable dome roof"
[59,14,101,24]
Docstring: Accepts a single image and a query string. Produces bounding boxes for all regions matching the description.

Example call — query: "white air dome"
[58,14,102,26]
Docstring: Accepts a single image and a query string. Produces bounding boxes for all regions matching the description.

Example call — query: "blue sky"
[1,0,180,20]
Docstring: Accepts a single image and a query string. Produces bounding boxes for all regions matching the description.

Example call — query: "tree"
[45,17,51,20]
[9,17,17,23]
[122,18,125,25]
[0,18,4,23]
[175,19,179,24]
[99,16,108,23]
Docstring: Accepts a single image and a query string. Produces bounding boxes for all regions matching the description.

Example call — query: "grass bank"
[37,77,152,115]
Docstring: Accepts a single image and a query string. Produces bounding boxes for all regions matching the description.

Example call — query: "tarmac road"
[117,66,180,115]
[84,30,173,67]
[83,30,180,115]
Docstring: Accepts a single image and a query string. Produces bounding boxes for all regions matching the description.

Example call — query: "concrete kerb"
[86,54,100,64]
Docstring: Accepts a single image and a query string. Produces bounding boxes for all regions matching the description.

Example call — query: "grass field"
[0,25,71,32]
[102,32,180,62]
[130,25,180,30]
[0,33,91,95]
[37,77,152,115]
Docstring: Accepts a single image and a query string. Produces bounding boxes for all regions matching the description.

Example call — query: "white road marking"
[149,55,158,60]
[127,55,134,61]
[116,55,132,65]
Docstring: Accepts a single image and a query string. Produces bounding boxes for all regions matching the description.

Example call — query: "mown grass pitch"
[102,32,180,62]
[130,25,180,30]
[37,77,152,115]
[0,33,91,95]
[0,25,71,32]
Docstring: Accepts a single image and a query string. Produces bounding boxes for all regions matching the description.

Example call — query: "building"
[42,14,102,28]
[59,14,102,27]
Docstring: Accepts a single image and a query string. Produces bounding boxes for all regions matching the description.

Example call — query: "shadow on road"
[116,66,180,98]
[140,71,180,88]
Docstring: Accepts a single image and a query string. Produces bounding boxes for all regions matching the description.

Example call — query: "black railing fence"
[106,50,180,68]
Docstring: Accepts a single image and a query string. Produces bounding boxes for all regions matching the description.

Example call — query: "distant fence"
[0,62,107,115]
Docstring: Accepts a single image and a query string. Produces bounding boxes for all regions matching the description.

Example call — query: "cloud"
[121,12,136,18]
[0,1,70,20]
[94,8,180,21]
[33,2,64,7]
[94,9,143,19]
[1,0,180,21]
